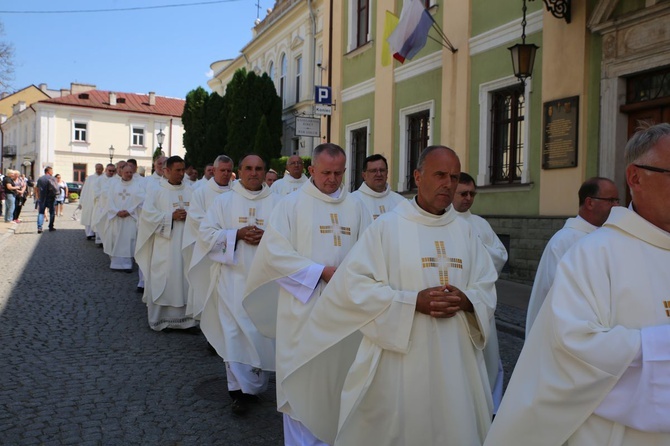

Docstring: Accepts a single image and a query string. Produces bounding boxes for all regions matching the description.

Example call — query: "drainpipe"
[326,0,333,142]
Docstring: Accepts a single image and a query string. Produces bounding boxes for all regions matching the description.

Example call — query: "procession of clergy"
[76,122,670,446]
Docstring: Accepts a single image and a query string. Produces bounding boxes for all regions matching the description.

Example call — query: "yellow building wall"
[0,86,49,118]
[439,0,471,161]
[373,0,397,170]
[539,3,590,215]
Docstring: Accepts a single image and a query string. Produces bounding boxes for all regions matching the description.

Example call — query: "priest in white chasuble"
[198,154,278,415]
[245,143,371,445]
[453,171,508,412]
[102,164,146,271]
[281,146,497,446]
[525,177,619,336]
[351,153,405,219]
[144,155,167,192]
[183,155,234,319]
[135,155,197,332]
[80,163,104,239]
[270,155,308,195]
[486,123,670,446]
[91,163,117,246]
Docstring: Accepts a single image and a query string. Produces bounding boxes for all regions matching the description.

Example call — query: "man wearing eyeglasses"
[487,124,670,445]
[525,176,619,334]
[453,172,508,414]
[270,155,308,195]
[351,154,405,219]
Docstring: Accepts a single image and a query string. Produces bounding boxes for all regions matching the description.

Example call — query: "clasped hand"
[237,225,264,245]
[415,284,474,318]
[172,209,187,221]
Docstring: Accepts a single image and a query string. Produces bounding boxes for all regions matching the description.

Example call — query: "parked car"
[66,181,83,200]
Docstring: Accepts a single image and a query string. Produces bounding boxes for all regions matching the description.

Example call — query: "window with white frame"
[397,101,434,192]
[295,56,302,103]
[131,126,145,147]
[73,122,87,142]
[348,0,371,51]
[345,119,370,192]
[477,76,531,186]
[268,61,275,83]
[280,54,287,106]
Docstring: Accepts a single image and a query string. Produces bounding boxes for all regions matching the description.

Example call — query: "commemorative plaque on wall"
[542,96,579,169]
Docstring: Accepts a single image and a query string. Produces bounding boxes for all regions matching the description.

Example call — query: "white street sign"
[315,104,332,116]
[295,116,321,137]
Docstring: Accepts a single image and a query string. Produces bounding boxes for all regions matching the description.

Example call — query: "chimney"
[60,89,70,97]
[39,83,47,92]
[109,92,117,106]
[149,92,156,106]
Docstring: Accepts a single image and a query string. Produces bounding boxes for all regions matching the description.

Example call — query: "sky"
[0,0,272,99]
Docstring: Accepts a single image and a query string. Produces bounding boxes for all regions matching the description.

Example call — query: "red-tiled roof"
[40,90,184,117]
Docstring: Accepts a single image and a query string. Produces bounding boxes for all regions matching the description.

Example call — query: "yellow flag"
[382,11,399,67]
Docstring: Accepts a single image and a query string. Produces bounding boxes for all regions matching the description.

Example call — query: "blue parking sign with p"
[315,86,332,105]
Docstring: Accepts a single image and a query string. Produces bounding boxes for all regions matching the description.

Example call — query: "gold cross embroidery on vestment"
[664,301,670,317]
[373,205,386,220]
[239,208,263,226]
[319,213,351,247]
[421,241,463,286]
[172,195,190,209]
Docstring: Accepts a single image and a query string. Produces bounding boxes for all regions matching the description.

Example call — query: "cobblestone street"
[0,202,526,445]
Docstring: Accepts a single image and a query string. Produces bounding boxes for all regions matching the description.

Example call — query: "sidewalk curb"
[0,222,18,245]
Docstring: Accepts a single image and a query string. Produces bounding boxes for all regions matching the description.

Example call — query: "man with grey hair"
[487,123,670,445]
[245,143,371,444]
[184,155,234,319]
[276,145,497,444]
[146,155,167,191]
[270,155,308,195]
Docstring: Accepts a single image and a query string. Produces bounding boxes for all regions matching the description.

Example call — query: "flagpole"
[425,10,457,53]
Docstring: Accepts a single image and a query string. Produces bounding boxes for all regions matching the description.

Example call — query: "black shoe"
[87,235,95,240]
[231,398,249,416]
[37,228,43,234]
[136,287,144,293]
[48,227,56,232]
[124,269,133,274]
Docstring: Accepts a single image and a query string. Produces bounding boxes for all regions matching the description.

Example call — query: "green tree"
[0,22,15,91]
[225,69,282,163]
[182,86,209,167]
[204,91,227,165]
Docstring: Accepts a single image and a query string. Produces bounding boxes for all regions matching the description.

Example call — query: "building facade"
[324,0,670,282]
[1,83,185,183]
[208,0,326,157]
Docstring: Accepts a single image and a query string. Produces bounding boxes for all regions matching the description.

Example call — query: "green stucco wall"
[471,0,542,37]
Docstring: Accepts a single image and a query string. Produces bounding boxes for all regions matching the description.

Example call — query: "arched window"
[280,54,287,105]
[268,61,275,82]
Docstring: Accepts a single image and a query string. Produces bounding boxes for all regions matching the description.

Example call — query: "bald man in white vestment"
[281,146,497,445]
[525,176,619,336]
[486,123,670,446]
[135,156,197,332]
[198,154,278,416]
[184,155,234,319]
[270,155,308,196]
[350,154,405,219]
[245,144,371,445]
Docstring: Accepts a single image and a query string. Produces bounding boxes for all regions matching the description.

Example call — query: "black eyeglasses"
[634,164,670,175]
[589,197,620,204]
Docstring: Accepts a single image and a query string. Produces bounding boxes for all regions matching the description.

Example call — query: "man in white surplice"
[198,154,278,416]
[145,155,167,192]
[350,154,405,219]
[270,155,308,195]
[245,143,371,445]
[102,164,146,272]
[184,155,234,319]
[453,171,508,413]
[486,123,670,446]
[80,163,104,240]
[525,176,619,336]
[280,146,497,445]
[135,155,197,332]
[194,163,214,189]
[91,163,117,246]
